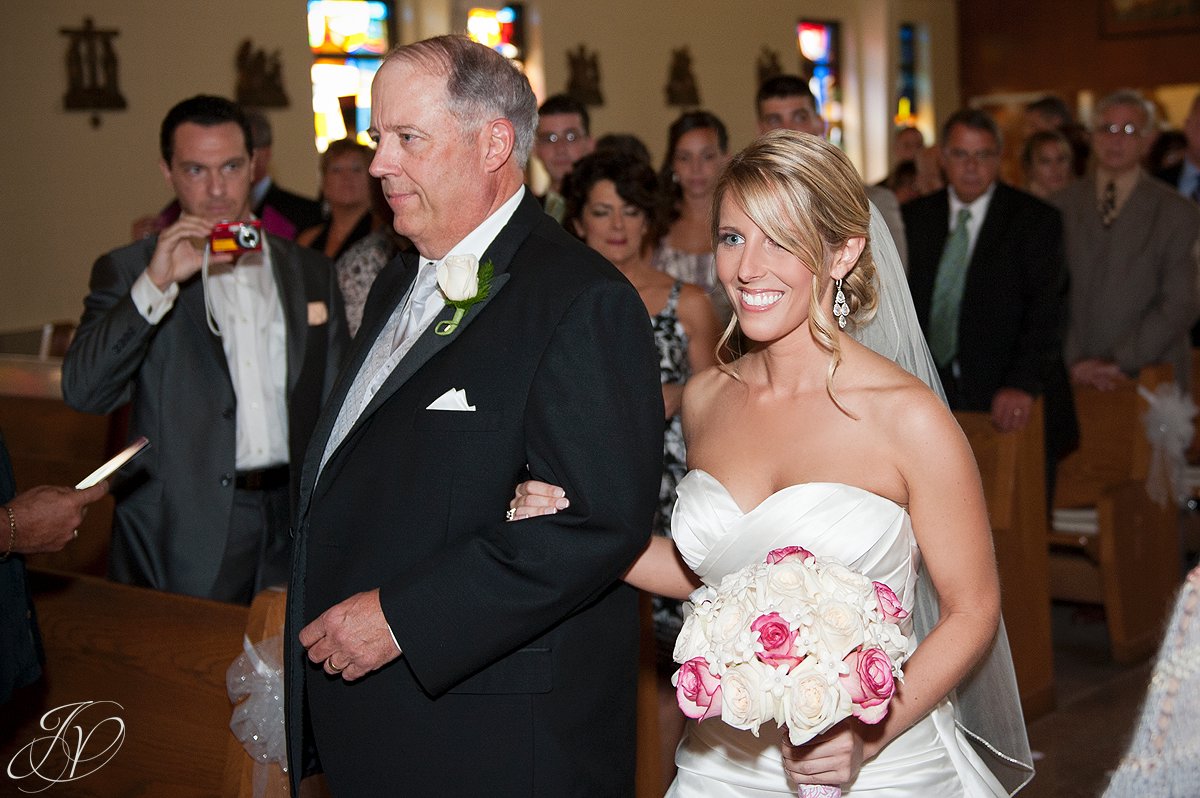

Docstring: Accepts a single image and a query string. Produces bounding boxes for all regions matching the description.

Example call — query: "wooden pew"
[955,400,1055,720]
[227,587,291,798]
[1050,364,1181,664]
[636,591,664,797]
[0,570,248,797]
[0,354,123,577]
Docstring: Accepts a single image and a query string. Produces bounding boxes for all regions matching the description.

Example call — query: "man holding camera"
[63,95,348,604]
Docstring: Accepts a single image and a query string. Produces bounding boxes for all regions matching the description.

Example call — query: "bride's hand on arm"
[508,480,700,600]
[781,722,865,792]
[508,480,569,520]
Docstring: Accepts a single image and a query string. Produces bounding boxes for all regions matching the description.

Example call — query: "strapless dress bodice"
[665,470,1007,797]
[672,470,921,612]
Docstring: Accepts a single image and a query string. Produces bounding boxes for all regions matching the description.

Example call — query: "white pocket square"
[426,388,476,411]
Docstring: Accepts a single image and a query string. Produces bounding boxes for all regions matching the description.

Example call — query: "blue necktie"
[928,208,972,368]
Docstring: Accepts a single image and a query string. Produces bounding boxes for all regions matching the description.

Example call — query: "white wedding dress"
[665,471,1008,797]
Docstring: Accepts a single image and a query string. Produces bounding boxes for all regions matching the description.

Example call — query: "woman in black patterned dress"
[562,151,721,786]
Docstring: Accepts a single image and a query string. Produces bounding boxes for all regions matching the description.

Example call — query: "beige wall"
[1,1,319,332]
[530,0,958,178]
[0,0,956,332]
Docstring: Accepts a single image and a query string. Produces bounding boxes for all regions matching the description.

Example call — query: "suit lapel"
[296,253,418,515]
[269,237,307,395]
[177,272,232,378]
[354,271,512,422]
[967,185,1006,274]
[297,191,543,518]
[353,192,544,404]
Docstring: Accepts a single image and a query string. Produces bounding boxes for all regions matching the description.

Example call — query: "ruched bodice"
[666,470,1007,797]
[673,472,919,611]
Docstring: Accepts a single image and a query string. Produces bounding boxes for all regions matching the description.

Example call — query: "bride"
[511,131,1032,796]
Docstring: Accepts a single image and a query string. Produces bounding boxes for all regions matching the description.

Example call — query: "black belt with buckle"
[235,464,290,491]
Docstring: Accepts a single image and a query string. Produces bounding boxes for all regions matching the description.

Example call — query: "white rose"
[815,561,872,602]
[782,659,850,745]
[437,254,480,301]
[765,560,818,600]
[812,598,866,660]
[710,599,752,649]
[673,613,709,663]
[719,662,769,734]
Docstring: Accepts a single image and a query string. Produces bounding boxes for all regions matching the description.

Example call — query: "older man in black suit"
[905,109,1077,497]
[286,36,663,796]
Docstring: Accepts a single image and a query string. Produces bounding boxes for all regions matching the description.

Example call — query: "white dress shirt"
[132,241,289,470]
[320,185,527,470]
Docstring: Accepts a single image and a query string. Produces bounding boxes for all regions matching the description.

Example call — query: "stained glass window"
[308,0,391,152]
[466,5,526,66]
[895,24,918,127]
[797,20,842,147]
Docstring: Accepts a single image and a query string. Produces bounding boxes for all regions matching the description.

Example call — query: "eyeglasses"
[1095,123,1142,136]
[944,148,999,163]
[537,129,585,145]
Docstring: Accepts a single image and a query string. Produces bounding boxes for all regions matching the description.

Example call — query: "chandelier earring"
[833,278,849,329]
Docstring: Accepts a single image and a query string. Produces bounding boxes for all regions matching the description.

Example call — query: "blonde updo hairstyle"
[712,130,877,406]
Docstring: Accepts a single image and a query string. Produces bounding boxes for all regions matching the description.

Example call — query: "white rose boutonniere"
[435,255,494,335]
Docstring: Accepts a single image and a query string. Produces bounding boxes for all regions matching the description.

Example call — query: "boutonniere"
[435,255,494,336]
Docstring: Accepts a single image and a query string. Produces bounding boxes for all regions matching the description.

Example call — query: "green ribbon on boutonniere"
[435,255,494,336]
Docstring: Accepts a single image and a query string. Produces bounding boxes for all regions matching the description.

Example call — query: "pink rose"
[675,657,722,721]
[873,581,909,623]
[839,648,896,724]
[752,612,804,671]
[765,545,813,564]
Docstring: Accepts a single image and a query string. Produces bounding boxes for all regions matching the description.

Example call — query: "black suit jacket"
[904,184,1078,461]
[285,191,664,796]
[1155,162,1185,193]
[62,235,348,597]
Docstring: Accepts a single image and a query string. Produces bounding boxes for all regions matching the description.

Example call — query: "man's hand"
[990,387,1035,433]
[145,214,232,290]
[299,589,402,681]
[1070,358,1127,391]
[5,481,109,554]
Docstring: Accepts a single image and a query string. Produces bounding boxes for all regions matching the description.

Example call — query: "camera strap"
[201,243,223,337]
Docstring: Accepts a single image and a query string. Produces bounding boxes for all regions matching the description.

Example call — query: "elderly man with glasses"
[904,108,1078,503]
[1052,89,1200,392]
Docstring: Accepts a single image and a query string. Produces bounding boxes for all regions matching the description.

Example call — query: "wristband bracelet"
[1,505,15,561]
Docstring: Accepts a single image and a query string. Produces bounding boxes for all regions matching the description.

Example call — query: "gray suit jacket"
[62,235,348,598]
[1052,172,1200,386]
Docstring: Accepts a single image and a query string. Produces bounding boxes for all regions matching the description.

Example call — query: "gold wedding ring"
[326,658,345,674]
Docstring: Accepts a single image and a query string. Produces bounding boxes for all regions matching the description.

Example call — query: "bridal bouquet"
[672,546,910,798]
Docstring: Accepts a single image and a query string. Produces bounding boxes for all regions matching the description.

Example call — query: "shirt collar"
[251,176,272,211]
[1094,166,1141,201]
[948,182,996,224]
[424,186,526,269]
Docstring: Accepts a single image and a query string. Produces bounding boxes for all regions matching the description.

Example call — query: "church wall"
[0,0,957,332]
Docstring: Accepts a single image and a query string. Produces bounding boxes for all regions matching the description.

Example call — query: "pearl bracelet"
[1,505,14,561]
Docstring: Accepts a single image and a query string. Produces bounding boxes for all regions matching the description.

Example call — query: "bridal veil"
[857,203,1035,795]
